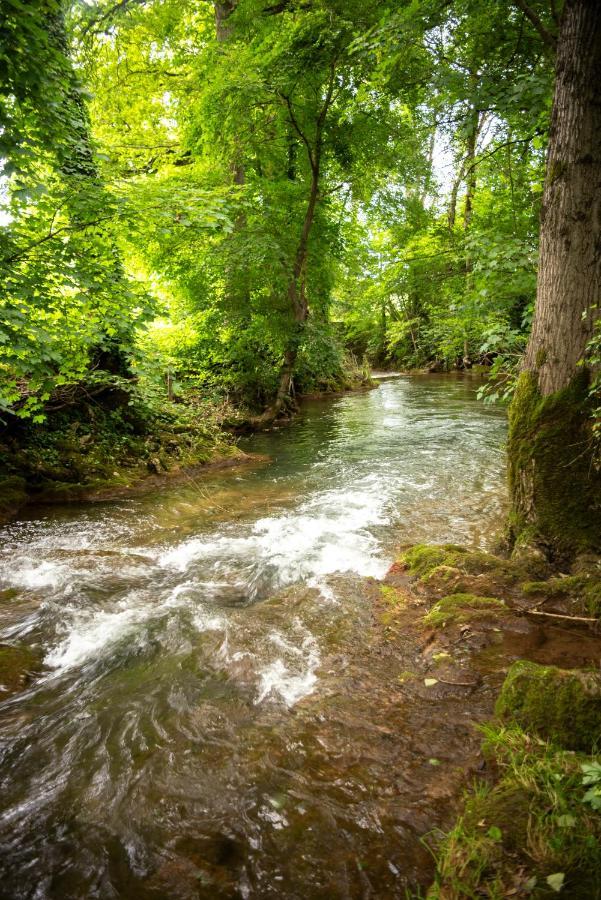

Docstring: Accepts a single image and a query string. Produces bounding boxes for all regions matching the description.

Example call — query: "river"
[0,375,507,898]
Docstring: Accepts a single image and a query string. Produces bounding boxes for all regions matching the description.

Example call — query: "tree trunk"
[251,67,336,428]
[251,164,319,427]
[507,0,601,561]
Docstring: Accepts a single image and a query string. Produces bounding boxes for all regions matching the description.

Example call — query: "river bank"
[380,543,601,898]
[0,366,376,526]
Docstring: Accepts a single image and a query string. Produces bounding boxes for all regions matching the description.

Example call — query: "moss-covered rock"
[401,544,539,592]
[0,644,42,697]
[400,543,467,578]
[507,371,601,561]
[424,593,508,627]
[496,661,601,752]
[521,571,601,617]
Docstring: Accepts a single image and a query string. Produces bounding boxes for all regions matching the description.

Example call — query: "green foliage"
[0,0,556,425]
[429,725,601,899]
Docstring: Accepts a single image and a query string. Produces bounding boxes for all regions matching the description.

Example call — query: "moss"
[0,644,41,697]
[429,725,601,899]
[496,661,601,753]
[402,545,538,597]
[380,584,408,606]
[521,571,601,617]
[401,544,467,577]
[507,371,601,560]
[424,593,507,627]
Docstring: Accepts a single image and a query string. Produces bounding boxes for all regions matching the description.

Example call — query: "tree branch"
[279,92,316,171]
[512,0,557,51]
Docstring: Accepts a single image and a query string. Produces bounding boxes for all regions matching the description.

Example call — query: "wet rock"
[496,660,601,752]
[147,456,162,474]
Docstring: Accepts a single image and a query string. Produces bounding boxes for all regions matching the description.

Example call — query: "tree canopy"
[1,0,593,425]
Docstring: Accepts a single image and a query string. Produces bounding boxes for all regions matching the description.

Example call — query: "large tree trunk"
[507,0,601,561]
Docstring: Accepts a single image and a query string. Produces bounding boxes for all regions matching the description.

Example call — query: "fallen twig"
[524,609,598,624]
[435,676,480,687]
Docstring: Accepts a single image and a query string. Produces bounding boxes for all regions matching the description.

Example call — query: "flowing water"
[0,376,507,899]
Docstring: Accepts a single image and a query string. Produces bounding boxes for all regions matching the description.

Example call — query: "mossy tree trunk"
[507,0,601,560]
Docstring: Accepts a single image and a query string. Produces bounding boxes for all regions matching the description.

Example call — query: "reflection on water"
[0,376,506,898]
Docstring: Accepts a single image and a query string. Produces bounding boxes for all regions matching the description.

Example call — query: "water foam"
[157,480,391,596]
[44,581,225,673]
[255,626,320,707]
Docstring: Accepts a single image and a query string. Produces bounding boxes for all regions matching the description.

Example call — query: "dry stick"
[435,676,480,687]
[524,609,598,624]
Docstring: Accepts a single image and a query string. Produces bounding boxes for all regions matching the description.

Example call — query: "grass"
[428,725,601,899]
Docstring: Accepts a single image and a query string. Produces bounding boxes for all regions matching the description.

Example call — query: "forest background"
[1,0,566,427]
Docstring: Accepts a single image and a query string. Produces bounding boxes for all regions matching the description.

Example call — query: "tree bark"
[521,1,601,396]
[507,0,601,560]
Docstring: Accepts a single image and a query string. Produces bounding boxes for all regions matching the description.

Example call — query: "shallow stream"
[0,375,508,898]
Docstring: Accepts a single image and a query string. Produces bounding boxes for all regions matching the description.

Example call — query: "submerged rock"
[496,660,601,752]
[0,644,42,698]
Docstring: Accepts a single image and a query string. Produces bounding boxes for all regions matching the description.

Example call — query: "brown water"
[0,376,508,898]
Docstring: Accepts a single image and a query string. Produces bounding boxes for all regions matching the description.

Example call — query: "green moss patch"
[400,544,534,596]
[429,725,601,899]
[424,593,508,628]
[380,584,409,606]
[496,661,601,753]
[522,571,601,618]
[400,544,467,578]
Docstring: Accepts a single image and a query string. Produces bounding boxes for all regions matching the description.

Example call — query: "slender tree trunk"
[215,1,244,186]
[252,163,320,426]
[462,106,480,231]
[252,67,336,427]
[507,0,601,560]
[461,102,483,368]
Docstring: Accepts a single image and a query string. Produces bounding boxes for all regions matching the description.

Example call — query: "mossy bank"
[0,392,245,524]
[385,542,601,898]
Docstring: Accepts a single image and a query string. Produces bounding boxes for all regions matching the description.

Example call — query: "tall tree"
[507,0,601,560]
